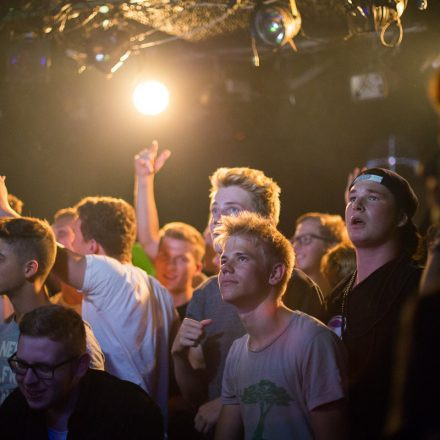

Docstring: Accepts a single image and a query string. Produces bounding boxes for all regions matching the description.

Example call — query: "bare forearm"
[134,175,160,259]
[52,245,86,291]
[310,399,348,440]
[172,350,207,407]
[214,405,243,440]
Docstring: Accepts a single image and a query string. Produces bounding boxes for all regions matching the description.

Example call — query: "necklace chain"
[341,270,357,336]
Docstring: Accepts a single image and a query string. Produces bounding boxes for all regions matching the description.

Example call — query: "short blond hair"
[321,243,356,289]
[209,167,281,225]
[215,212,294,298]
[159,222,205,264]
[53,207,77,223]
[296,212,349,244]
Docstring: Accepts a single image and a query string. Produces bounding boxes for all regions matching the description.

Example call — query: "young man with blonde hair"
[214,212,347,440]
[172,166,324,436]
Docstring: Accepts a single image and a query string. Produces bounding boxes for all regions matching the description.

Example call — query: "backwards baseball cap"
[349,168,418,219]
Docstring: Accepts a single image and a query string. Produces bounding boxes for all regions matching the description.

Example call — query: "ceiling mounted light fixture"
[372,0,407,47]
[345,0,410,47]
[85,28,131,76]
[252,0,302,50]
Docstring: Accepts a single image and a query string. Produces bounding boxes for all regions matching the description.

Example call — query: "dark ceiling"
[0,1,439,235]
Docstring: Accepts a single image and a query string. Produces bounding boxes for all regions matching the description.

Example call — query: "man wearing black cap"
[326,168,423,440]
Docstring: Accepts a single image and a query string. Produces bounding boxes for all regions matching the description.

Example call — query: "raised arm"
[0,176,20,218]
[133,140,171,260]
[52,245,87,291]
[0,175,86,290]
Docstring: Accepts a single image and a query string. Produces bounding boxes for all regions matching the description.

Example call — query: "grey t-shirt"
[186,276,245,400]
[222,312,347,440]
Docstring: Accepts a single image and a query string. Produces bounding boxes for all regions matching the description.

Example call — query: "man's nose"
[221,260,234,274]
[352,197,365,211]
[22,367,39,385]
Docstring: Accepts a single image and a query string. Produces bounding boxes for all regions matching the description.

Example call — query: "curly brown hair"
[75,196,136,262]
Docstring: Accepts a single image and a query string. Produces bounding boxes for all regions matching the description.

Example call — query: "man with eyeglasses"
[291,213,349,297]
[0,176,178,424]
[0,216,104,405]
[0,304,163,440]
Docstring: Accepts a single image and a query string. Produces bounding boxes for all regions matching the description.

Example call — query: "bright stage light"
[132,81,170,115]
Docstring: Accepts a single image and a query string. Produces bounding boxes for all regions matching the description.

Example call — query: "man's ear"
[397,212,408,228]
[195,262,203,275]
[268,263,286,286]
[87,239,100,255]
[74,353,90,380]
[23,260,39,279]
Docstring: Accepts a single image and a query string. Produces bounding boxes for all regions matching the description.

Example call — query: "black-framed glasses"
[8,352,79,380]
[292,234,331,247]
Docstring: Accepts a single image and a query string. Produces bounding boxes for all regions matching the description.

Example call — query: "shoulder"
[80,370,162,414]
[289,311,342,347]
[76,370,163,437]
[186,276,219,316]
[0,388,29,420]
[85,254,123,272]
[193,275,219,297]
[224,334,248,367]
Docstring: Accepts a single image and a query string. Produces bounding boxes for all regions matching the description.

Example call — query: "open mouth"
[350,217,365,226]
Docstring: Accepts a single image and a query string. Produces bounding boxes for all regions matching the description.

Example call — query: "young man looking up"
[0,179,178,421]
[326,168,423,439]
[0,304,163,439]
[0,217,104,404]
[172,167,324,435]
[214,212,347,440]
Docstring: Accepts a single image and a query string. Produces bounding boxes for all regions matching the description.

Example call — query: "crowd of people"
[0,79,439,440]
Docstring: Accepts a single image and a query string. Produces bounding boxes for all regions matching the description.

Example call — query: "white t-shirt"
[81,255,178,419]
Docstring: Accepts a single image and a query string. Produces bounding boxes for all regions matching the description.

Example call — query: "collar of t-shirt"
[47,427,68,440]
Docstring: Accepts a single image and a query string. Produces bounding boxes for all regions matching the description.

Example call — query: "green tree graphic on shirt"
[241,379,294,440]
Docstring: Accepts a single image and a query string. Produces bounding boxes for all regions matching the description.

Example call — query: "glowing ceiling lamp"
[132,81,170,116]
